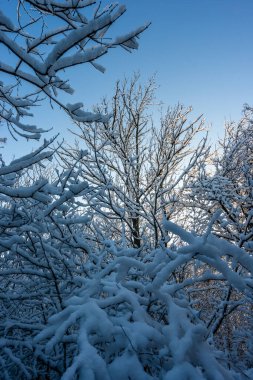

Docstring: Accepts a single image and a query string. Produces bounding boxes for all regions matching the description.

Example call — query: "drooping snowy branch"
[0,1,149,138]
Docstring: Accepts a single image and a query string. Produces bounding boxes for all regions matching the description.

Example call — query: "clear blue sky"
[2,0,253,162]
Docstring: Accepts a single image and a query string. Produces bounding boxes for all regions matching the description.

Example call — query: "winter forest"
[0,1,253,379]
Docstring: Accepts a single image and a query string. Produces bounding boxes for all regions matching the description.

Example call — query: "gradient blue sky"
[2,0,253,162]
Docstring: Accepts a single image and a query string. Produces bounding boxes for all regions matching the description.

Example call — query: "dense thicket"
[0,1,252,379]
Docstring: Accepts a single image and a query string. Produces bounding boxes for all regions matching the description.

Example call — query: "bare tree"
[62,74,208,248]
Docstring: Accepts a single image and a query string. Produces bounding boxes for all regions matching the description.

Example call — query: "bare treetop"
[0,0,149,139]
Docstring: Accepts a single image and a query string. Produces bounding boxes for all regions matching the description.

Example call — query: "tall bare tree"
[62,74,208,248]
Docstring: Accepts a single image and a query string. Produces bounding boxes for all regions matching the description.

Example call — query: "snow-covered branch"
[0,1,149,138]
